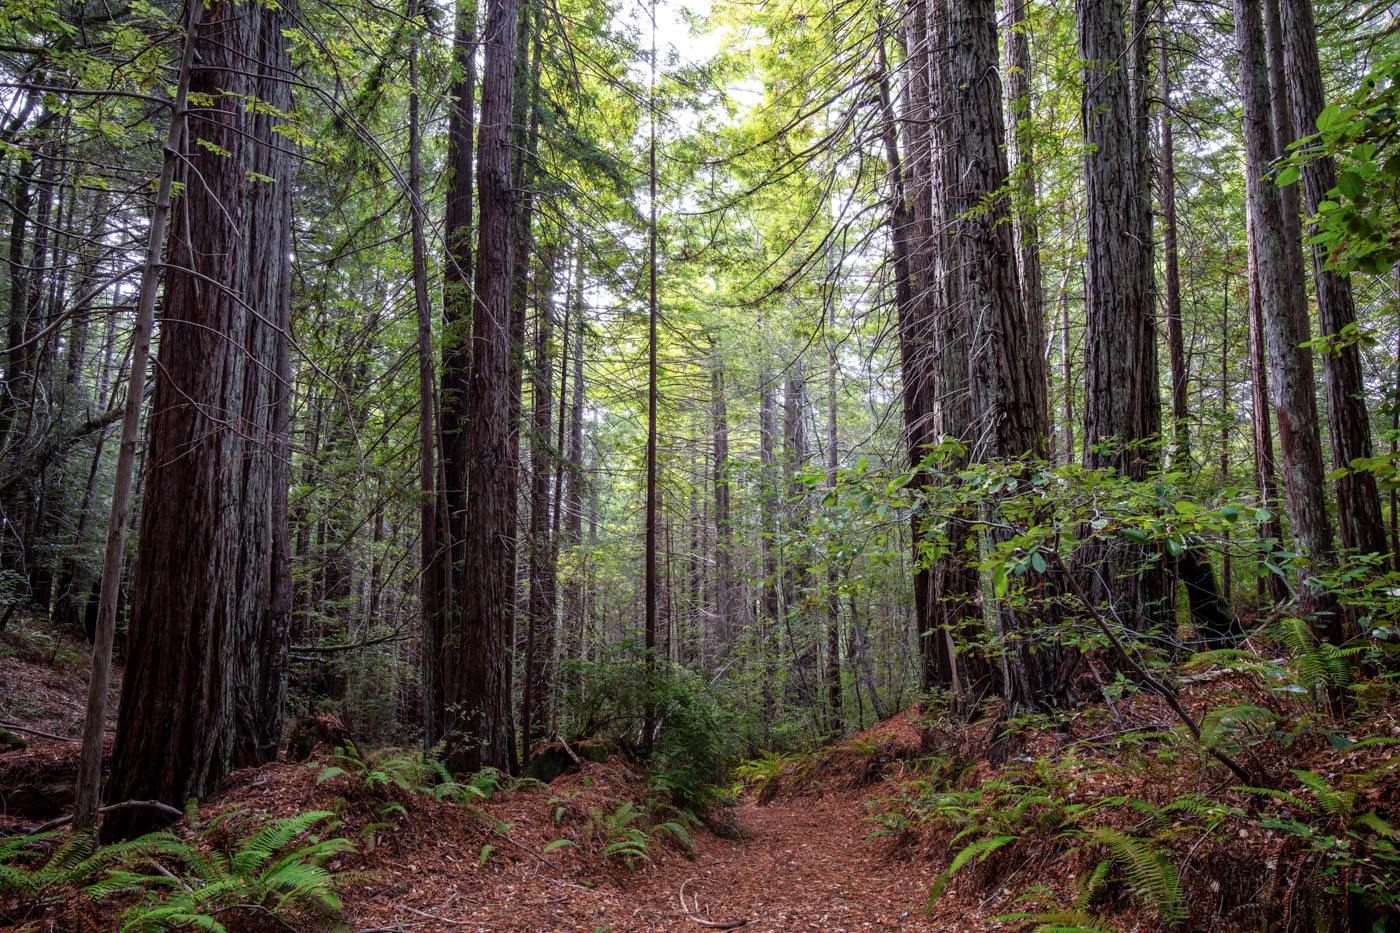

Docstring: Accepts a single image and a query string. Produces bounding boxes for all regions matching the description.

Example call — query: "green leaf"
[1337,170,1365,200]
[1121,528,1150,545]
[1275,165,1300,186]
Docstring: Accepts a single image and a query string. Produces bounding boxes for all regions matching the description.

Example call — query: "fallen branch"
[0,722,78,742]
[555,732,584,766]
[398,905,493,925]
[678,877,748,929]
[32,799,182,833]
[488,825,562,874]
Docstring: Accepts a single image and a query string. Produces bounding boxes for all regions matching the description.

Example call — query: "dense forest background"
[2,0,1400,924]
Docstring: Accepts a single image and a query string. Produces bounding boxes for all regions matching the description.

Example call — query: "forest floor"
[3,619,1400,932]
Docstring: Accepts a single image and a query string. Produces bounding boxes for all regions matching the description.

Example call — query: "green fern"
[1281,617,1355,693]
[1199,704,1279,749]
[118,811,354,932]
[995,908,1120,933]
[925,833,1017,910]
[1089,827,1184,925]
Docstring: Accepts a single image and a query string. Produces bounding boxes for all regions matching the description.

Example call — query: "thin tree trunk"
[1246,216,1290,604]
[523,251,557,756]
[408,0,443,753]
[1160,37,1189,464]
[1221,278,1233,598]
[434,0,477,749]
[824,254,841,735]
[642,3,660,751]
[1281,0,1388,559]
[711,355,734,650]
[1235,0,1341,639]
[72,0,201,837]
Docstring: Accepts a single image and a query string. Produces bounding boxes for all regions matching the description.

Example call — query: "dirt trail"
[348,789,952,932]
[626,792,944,933]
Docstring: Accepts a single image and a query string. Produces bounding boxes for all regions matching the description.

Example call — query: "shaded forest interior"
[2,0,1400,928]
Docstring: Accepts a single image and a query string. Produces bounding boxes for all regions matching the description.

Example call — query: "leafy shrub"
[557,641,732,810]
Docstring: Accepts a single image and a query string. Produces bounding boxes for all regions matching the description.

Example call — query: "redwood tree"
[1077,0,1161,629]
[107,0,294,836]
[1281,0,1387,560]
[443,0,518,774]
[1234,0,1341,639]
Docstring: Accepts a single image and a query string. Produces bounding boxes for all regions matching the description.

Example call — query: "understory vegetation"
[1,0,1400,925]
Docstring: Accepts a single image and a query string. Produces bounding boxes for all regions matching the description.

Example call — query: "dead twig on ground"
[31,798,182,833]
[1,721,77,741]
[678,877,749,929]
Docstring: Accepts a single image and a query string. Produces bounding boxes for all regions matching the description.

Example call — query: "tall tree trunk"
[758,380,779,726]
[409,0,444,753]
[1246,219,1291,604]
[824,256,841,735]
[1,157,35,458]
[523,252,557,756]
[562,252,586,694]
[434,0,477,749]
[1060,297,1075,465]
[1281,0,1387,560]
[445,0,519,774]
[106,0,293,836]
[1234,0,1341,639]
[1160,36,1189,464]
[1262,0,1315,382]
[879,7,957,694]
[1129,0,1160,448]
[1003,0,1045,428]
[1220,279,1233,598]
[642,5,660,751]
[944,0,1061,711]
[711,355,734,650]
[1078,0,1160,630]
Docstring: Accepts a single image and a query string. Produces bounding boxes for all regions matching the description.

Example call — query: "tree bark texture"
[433,0,478,748]
[108,0,293,836]
[1234,0,1341,638]
[1280,0,1387,559]
[444,0,518,774]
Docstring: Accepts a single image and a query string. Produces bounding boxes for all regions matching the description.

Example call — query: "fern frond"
[653,820,695,853]
[926,834,1017,909]
[46,830,97,872]
[1199,704,1278,748]
[1090,828,1183,925]
[1291,770,1355,821]
[995,908,1120,933]
[230,811,332,876]
[0,831,59,862]
[1351,812,1398,839]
